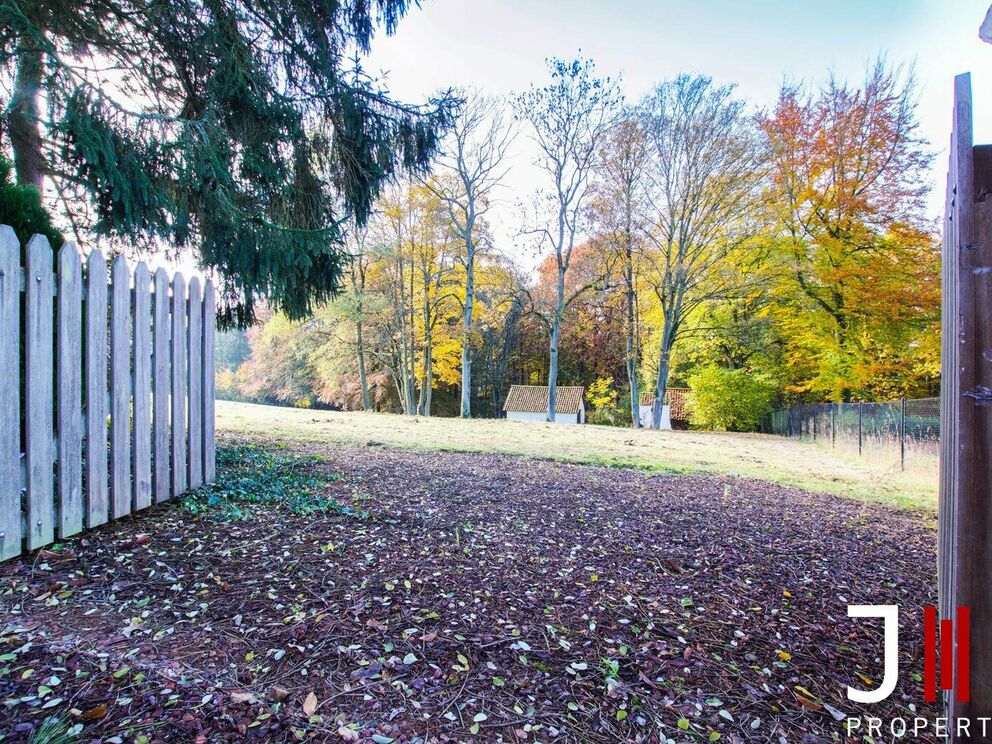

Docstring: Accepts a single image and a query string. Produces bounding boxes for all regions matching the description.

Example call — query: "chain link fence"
[763,398,940,472]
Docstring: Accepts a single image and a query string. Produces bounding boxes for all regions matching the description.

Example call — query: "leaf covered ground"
[1,439,937,743]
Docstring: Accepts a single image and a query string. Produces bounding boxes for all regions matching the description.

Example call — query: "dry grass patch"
[216,401,936,511]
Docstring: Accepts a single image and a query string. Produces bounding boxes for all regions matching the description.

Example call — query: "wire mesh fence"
[763,398,939,473]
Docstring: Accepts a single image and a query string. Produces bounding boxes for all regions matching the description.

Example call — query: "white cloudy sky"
[363,0,992,269]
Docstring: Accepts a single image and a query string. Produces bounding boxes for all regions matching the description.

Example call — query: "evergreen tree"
[0,0,456,325]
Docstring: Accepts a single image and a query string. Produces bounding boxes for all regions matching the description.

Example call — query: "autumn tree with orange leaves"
[761,59,939,401]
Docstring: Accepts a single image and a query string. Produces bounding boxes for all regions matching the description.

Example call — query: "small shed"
[504,385,586,425]
[638,388,690,430]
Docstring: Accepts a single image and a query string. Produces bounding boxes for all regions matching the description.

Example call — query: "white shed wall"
[506,410,581,425]
[638,404,672,429]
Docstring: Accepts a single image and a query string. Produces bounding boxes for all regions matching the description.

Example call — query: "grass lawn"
[217,400,937,511]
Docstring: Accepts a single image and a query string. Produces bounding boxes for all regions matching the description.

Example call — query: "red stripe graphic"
[924,605,937,702]
[941,618,954,691]
[958,606,971,703]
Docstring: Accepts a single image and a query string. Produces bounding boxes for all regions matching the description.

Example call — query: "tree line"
[217,56,939,429]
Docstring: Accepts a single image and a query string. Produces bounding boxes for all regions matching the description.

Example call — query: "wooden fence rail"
[0,227,216,561]
[940,73,992,736]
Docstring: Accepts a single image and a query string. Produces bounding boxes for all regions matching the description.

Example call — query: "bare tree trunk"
[624,237,639,428]
[651,318,676,429]
[395,257,416,416]
[7,34,45,188]
[626,301,639,427]
[460,240,475,418]
[351,254,373,412]
[356,317,371,411]
[547,319,560,423]
[418,309,433,416]
[405,260,417,415]
[651,354,669,430]
[546,267,565,422]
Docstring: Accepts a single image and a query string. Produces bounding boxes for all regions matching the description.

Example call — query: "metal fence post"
[900,397,906,471]
[858,401,863,456]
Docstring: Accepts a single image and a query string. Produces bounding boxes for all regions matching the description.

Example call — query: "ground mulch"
[1,438,938,743]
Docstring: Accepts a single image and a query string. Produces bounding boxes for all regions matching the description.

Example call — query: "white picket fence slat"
[57,243,84,539]
[187,278,203,490]
[203,281,216,483]
[85,250,109,528]
[110,256,131,519]
[133,263,152,511]
[171,273,187,498]
[0,228,20,561]
[26,236,55,550]
[153,268,170,504]
[0,228,216,561]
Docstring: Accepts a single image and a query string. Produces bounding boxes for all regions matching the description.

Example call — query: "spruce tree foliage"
[0,0,456,326]
[0,156,62,249]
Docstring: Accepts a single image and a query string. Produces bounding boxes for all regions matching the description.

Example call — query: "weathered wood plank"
[133,263,152,511]
[203,281,216,483]
[0,227,21,560]
[85,251,109,527]
[110,255,131,519]
[57,242,84,539]
[25,235,54,550]
[941,72,992,735]
[187,278,203,489]
[171,273,187,497]
[153,268,170,503]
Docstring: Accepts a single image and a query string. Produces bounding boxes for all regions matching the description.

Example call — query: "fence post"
[858,401,863,456]
[900,397,906,471]
[939,72,992,734]
[831,404,836,448]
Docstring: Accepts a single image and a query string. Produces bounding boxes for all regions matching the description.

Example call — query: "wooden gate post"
[940,72,992,737]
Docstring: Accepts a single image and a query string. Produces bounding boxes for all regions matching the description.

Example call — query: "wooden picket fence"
[0,226,216,561]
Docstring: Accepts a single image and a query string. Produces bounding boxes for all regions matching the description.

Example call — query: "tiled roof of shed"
[639,387,690,421]
[504,385,585,415]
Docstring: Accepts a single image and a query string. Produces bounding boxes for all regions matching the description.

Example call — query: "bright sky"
[363,0,992,267]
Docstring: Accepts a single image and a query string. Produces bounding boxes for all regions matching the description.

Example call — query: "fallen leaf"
[302,691,318,715]
[82,704,107,721]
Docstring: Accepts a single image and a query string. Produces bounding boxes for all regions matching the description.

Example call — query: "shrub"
[0,157,63,249]
[585,376,630,427]
[686,365,776,431]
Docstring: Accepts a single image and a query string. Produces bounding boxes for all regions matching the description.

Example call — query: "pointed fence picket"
[0,228,216,561]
